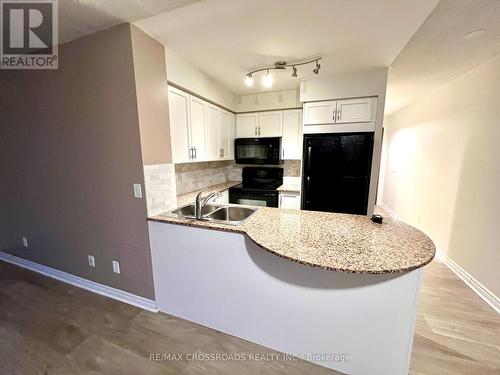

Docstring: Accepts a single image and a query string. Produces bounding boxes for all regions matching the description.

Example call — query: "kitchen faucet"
[195,189,221,219]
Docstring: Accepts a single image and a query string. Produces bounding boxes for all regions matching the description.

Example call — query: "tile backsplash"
[175,161,233,195]
[176,160,302,196]
[143,163,177,216]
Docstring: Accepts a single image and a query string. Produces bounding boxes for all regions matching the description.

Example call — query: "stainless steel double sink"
[165,203,257,226]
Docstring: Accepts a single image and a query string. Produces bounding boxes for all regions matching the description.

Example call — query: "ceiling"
[134,0,438,95]
[385,0,500,115]
[58,0,200,44]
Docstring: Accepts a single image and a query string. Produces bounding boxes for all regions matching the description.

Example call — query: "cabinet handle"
[189,147,193,159]
[333,110,336,121]
[279,194,282,207]
[282,148,284,158]
[255,126,257,136]
[337,109,341,121]
[258,126,261,136]
[194,147,197,159]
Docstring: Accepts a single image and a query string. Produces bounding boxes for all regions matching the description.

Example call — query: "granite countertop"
[149,206,436,274]
[176,181,240,206]
[277,183,301,193]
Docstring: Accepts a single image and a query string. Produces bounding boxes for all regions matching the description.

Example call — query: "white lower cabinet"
[209,189,229,204]
[279,192,301,209]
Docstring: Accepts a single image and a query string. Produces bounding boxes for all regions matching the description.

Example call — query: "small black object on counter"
[371,214,383,224]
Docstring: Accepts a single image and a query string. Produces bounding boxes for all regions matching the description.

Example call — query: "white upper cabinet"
[336,97,376,123]
[236,111,283,138]
[168,86,191,163]
[205,104,220,160]
[168,85,238,163]
[303,97,376,127]
[227,113,236,158]
[282,109,302,160]
[303,100,337,125]
[189,96,207,161]
[219,110,230,159]
[236,113,259,138]
[258,111,283,137]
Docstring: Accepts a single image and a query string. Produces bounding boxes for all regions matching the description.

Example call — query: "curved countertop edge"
[147,212,436,275]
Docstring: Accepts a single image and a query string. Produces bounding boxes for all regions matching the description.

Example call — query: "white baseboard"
[377,206,499,314]
[0,251,158,312]
[436,250,499,314]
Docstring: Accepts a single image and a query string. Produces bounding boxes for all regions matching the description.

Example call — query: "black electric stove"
[229,167,283,207]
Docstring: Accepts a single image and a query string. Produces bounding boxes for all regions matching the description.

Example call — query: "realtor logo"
[1,0,58,69]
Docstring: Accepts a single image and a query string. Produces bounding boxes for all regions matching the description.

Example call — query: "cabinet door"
[236,113,258,138]
[189,96,207,161]
[282,109,302,160]
[168,87,191,163]
[228,112,236,158]
[206,104,220,160]
[219,110,230,159]
[258,111,282,137]
[303,101,337,125]
[336,98,375,123]
[279,192,301,209]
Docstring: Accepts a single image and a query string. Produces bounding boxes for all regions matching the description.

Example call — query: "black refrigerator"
[301,132,374,215]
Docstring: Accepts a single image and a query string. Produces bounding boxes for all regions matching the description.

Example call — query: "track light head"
[244,73,254,87]
[262,70,273,88]
[313,60,321,74]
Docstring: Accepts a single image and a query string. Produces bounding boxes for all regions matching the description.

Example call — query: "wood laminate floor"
[0,259,498,374]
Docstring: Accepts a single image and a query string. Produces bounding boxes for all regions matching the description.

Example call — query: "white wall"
[300,68,389,216]
[165,48,238,111]
[379,53,500,297]
[236,89,300,112]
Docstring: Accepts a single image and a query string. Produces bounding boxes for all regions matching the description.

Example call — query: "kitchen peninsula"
[148,206,435,374]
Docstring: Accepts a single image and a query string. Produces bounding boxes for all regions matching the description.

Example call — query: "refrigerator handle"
[307,145,312,171]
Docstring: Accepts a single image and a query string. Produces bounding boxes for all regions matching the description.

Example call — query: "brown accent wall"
[0,24,155,299]
[130,25,172,165]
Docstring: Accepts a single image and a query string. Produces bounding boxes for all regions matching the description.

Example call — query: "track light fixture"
[244,57,322,88]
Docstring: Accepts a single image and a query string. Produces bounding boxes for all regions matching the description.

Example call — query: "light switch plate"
[22,236,29,248]
[88,255,95,267]
[112,260,120,274]
[133,183,142,199]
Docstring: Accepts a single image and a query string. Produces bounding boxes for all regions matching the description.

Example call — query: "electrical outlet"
[88,255,95,267]
[22,236,29,248]
[112,260,120,274]
[133,183,142,199]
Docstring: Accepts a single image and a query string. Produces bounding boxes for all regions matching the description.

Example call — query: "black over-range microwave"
[234,137,282,165]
